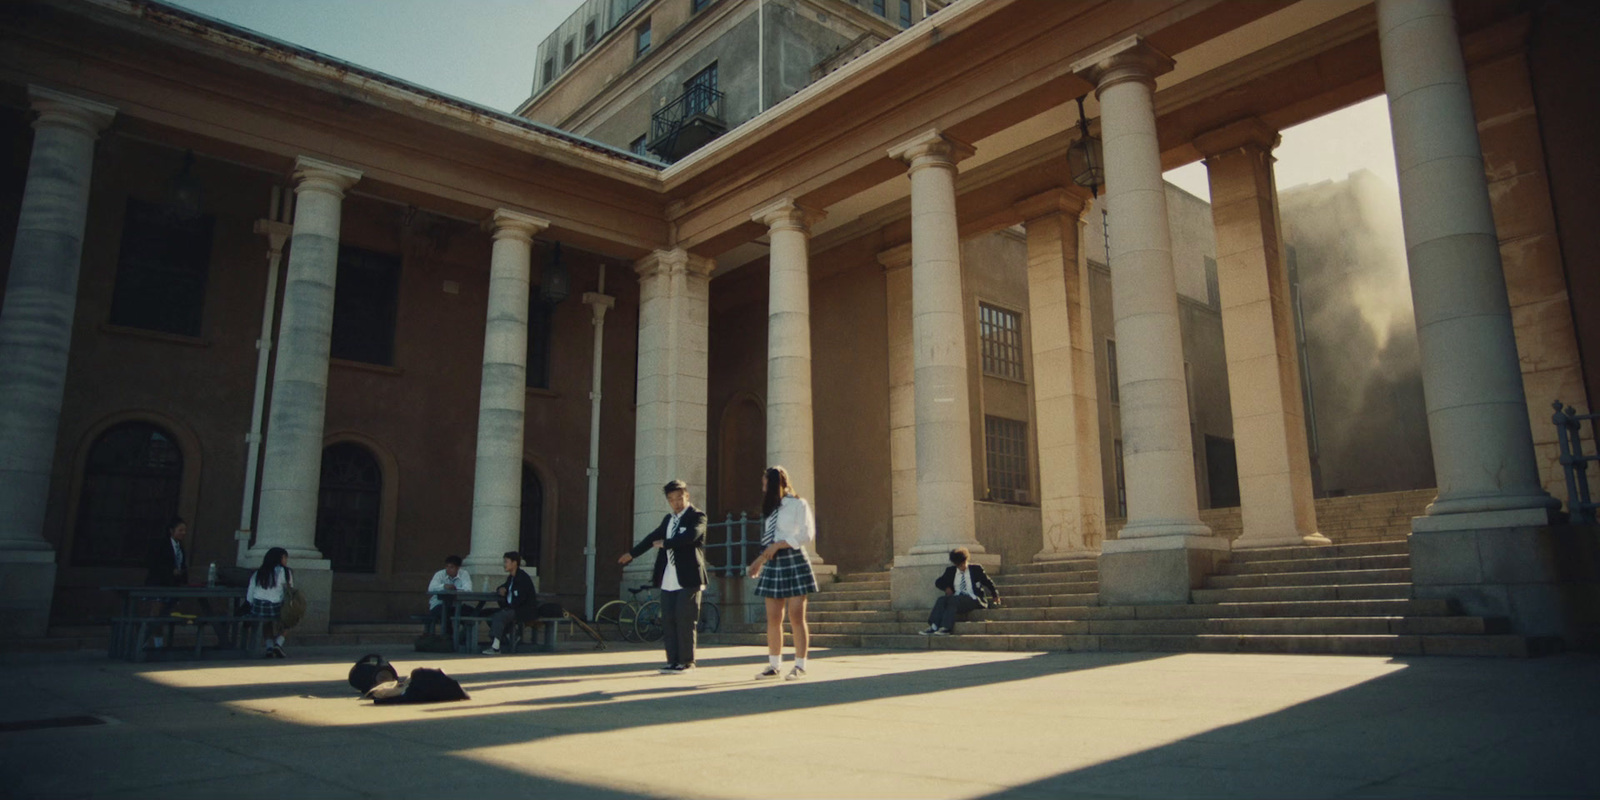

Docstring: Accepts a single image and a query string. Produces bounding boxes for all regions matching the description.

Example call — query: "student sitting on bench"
[481,551,536,655]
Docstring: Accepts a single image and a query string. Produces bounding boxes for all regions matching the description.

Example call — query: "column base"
[0,547,56,639]
[890,551,1001,610]
[1034,548,1101,563]
[288,564,333,635]
[1412,507,1552,533]
[1232,532,1332,549]
[1098,535,1230,606]
[1409,524,1600,641]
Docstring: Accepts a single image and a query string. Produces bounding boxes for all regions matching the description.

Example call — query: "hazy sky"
[167,0,1398,200]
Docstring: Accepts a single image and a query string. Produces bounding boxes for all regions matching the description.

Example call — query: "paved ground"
[1,642,1596,799]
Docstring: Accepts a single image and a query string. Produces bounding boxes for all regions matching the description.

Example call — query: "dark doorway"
[1204,435,1241,509]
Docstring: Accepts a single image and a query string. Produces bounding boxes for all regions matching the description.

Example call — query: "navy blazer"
[629,506,709,590]
[496,569,539,622]
[145,536,188,587]
[933,564,999,606]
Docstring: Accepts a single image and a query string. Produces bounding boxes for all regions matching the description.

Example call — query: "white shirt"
[771,496,816,550]
[246,566,291,604]
[170,538,184,571]
[661,509,687,592]
[427,567,473,609]
[954,567,979,600]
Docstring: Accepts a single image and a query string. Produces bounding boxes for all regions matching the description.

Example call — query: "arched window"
[73,421,183,566]
[519,463,543,573]
[316,442,381,573]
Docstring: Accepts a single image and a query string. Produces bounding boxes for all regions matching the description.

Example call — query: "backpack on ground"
[347,653,398,694]
[364,667,470,704]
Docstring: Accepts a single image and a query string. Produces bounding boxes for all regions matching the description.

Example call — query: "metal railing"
[648,83,724,157]
[705,512,763,577]
[1553,400,1599,524]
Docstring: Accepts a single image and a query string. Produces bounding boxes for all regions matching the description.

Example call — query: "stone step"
[1001,581,1099,597]
[1228,540,1408,563]
[1081,616,1504,636]
[1205,567,1413,589]
[994,569,1099,586]
[1191,583,1412,604]
[805,620,1093,636]
[815,588,890,601]
[986,592,1101,608]
[806,599,892,612]
[972,597,1459,621]
[821,579,888,593]
[701,632,1528,657]
[838,571,891,584]
[1218,554,1411,575]
[1004,559,1101,575]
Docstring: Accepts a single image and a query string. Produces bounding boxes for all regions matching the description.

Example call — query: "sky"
[167,0,1399,200]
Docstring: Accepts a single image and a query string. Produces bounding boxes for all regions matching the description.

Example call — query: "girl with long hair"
[747,465,819,680]
[245,547,293,658]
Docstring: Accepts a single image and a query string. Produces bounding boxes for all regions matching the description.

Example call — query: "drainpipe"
[757,0,765,113]
[235,188,294,566]
[582,266,616,619]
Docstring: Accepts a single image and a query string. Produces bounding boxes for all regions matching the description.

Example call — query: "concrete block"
[1098,543,1227,605]
[0,550,56,638]
[1408,529,1483,584]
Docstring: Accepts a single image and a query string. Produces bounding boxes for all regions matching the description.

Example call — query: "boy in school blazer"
[619,479,709,672]
[921,547,1001,635]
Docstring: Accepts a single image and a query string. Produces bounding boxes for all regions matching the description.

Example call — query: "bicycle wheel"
[593,600,632,643]
[635,600,664,642]
[698,601,720,634]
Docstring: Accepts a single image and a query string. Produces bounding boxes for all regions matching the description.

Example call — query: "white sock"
[491,637,501,650]
[275,635,285,646]
[768,655,781,670]
[152,636,164,648]
[795,657,807,670]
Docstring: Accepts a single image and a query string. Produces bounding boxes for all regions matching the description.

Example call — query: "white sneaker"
[658,664,680,674]
[755,666,781,680]
[785,666,807,681]
[932,628,951,636]
[481,646,500,655]
[919,625,938,636]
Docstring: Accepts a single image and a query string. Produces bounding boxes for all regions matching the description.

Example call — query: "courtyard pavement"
[0,641,1595,799]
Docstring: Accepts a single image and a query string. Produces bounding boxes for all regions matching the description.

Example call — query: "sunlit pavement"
[2,643,1596,799]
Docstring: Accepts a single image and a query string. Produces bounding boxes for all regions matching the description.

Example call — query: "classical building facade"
[1,0,1595,643]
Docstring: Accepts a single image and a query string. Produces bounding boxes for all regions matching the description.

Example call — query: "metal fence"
[1553,400,1599,525]
[704,512,764,577]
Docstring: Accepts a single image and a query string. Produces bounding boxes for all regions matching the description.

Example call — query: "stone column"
[1379,0,1566,638]
[752,199,830,572]
[465,209,550,580]
[1196,118,1329,549]
[878,244,917,559]
[252,156,362,633]
[1073,38,1228,604]
[1378,0,1556,531]
[1017,187,1106,560]
[886,130,995,610]
[0,87,114,638]
[628,249,713,585]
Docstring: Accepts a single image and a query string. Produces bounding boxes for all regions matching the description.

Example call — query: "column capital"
[27,86,116,137]
[487,208,551,243]
[1070,36,1175,95]
[634,248,715,281]
[291,156,362,199]
[752,198,826,234]
[1194,117,1280,160]
[877,242,913,272]
[583,291,616,312]
[1013,186,1094,225]
[887,129,976,172]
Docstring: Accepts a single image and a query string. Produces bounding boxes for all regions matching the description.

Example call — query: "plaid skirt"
[249,598,282,618]
[754,547,819,598]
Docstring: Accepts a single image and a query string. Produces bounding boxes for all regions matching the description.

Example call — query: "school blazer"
[630,506,709,590]
[933,565,999,606]
[496,569,539,622]
[145,537,188,587]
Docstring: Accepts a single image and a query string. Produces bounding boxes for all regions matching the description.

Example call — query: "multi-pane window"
[542,58,555,86]
[631,135,648,156]
[1112,439,1127,517]
[316,442,381,573]
[979,303,1024,380]
[526,295,554,390]
[684,62,718,116]
[1106,338,1120,404]
[109,197,213,338]
[984,416,1029,503]
[872,0,887,16]
[72,421,183,566]
[331,246,401,366]
[900,0,913,26]
[636,21,651,57]
[583,20,597,48]
[563,39,575,67]
[692,0,713,12]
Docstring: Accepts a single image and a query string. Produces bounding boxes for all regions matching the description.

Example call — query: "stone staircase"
[704,538,1533,657]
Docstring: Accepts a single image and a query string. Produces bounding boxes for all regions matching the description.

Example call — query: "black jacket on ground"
[496,569,539,622]
[145,536,188,587]
[629,506,709,590]
[933,564,999,606]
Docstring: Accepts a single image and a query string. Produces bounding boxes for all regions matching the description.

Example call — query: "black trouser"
[489,608,521,646]
[659,589,701,666]
[928,594,984,631]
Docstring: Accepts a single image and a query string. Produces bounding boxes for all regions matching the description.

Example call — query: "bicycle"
[635,593,722,638]
[593,585,655,643]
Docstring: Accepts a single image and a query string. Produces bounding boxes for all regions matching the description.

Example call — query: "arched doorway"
[72,421,183,566]
[315,442,381,573]
[519,462,544,575]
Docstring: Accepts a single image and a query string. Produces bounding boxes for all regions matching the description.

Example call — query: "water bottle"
[206,562,217,588]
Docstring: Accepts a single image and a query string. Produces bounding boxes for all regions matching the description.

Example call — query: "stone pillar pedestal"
[0,88,114,638]
[753,199,831,577]
[886,130,996,609]
[465,209,550,578]
[1018,188,1106,561]
[252,156,362,634]
[1196,118,1328,549]
[879,244,918,560]
[1074,38,1228,604]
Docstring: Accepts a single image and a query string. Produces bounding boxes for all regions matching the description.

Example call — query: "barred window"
[984,416,1029,503]
[72,421,183,566]
[331,246,401,366]
[636,21,651,57]
[109,197,213,338]
[1106,339,1120,404]
[979,303,1024,380]
[1113,439,1127,517]
[316,442,381,573]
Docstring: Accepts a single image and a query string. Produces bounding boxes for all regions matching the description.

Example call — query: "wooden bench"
[109,615,186,661]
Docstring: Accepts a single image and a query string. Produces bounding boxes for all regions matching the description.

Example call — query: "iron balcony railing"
[704,512,762,577]
[1553,400,1599,524]
[648,83,725,160]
